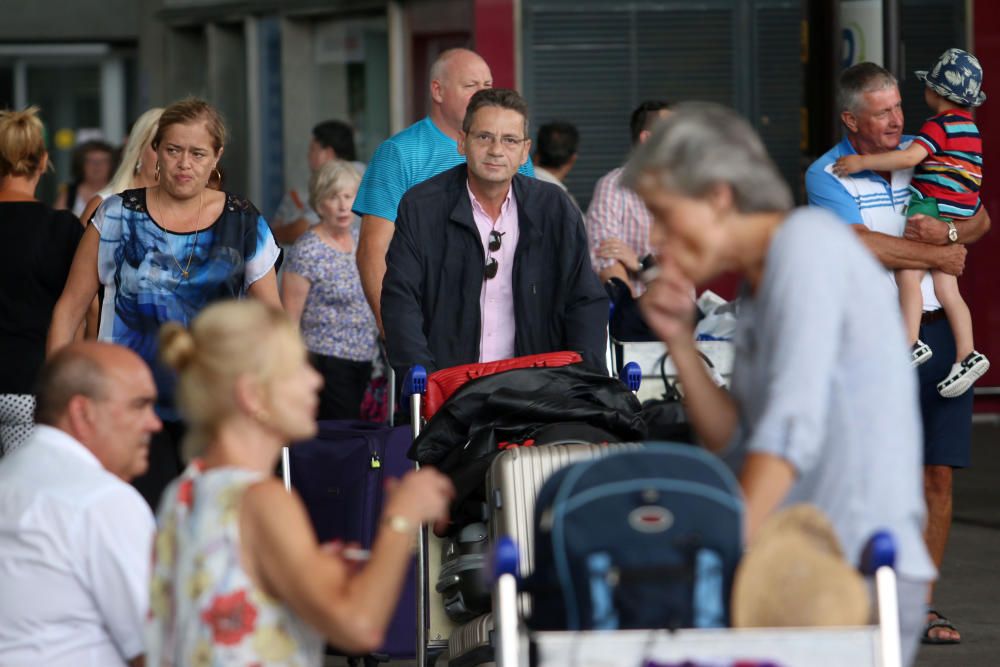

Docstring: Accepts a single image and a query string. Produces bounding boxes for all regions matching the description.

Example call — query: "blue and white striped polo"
[805,136,940,310]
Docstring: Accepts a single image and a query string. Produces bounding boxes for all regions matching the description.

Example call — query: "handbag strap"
[657,347,715,400]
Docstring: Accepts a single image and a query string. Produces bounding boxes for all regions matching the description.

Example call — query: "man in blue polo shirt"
[355,48,534,333]
[806,62,991,646]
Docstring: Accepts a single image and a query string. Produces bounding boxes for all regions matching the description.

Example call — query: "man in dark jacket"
[382,88,608,375]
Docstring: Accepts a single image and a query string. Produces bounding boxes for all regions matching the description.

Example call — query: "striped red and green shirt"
[911,109,982,219]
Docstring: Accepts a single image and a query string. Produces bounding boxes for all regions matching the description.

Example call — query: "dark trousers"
[133,419,186,511]
[310,353,373,421]
[917,317,973,467]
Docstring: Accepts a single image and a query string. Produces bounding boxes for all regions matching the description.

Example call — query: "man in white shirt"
[0,342,161,667]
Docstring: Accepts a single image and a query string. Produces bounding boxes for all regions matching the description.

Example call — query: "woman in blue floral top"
[47,98,281,508]
[281,159,378,419]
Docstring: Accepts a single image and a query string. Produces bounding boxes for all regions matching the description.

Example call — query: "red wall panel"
[473,0,516,89]
[968,3,1000,407]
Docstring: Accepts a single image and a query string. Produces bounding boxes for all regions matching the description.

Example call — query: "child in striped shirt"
[834,48,989,397]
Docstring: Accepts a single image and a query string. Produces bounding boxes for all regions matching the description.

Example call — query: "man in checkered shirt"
[585,100,671,296]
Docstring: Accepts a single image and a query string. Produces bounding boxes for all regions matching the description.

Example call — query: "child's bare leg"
[895,269,924,344]
[932,270,974,361]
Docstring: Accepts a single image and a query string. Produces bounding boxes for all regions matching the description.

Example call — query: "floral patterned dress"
[146,463,323,667]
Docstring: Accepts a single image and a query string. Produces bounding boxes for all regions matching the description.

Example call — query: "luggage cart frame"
[492,532,902,667]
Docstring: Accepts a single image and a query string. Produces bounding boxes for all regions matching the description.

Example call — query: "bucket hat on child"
[731,504,871,628]
[916,48,986,107]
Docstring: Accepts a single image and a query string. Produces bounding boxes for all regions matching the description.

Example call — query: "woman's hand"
[382,467,454,527]
[638,258,697,344]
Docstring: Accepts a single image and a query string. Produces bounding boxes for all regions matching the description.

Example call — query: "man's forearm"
[958,206,991,244]
[357,215,395,335]
[904,207,991,246]
[853,226,958,273]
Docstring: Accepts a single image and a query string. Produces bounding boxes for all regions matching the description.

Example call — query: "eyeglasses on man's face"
[469,131,527,150]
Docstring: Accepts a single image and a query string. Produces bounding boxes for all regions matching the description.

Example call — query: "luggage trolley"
[402,358,645,667]
[491,531,903,667]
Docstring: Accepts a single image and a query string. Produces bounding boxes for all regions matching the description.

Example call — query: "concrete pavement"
[916,418,1000,667]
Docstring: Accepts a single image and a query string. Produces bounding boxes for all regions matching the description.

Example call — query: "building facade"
[1,0,997,393]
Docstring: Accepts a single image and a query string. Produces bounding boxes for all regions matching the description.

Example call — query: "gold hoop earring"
[154,162,160,182]
[212,168,222,184]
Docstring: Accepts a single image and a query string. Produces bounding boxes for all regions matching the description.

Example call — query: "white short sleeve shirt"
[0,425,155,666]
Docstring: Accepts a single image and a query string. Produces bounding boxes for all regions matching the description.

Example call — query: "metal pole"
[281,446,291,492]
[412,391,427,666]
[495,573,520,667]
[387,361,397,427]
[883,0,901,78]
[876,566,902,667]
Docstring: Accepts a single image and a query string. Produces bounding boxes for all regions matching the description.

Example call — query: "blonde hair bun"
[159,321,197,371]
[0,106,47,179]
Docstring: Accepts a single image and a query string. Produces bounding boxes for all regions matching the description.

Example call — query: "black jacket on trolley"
[382,164,608,375]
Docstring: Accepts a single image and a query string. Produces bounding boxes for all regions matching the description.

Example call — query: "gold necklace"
[157,188,204,280]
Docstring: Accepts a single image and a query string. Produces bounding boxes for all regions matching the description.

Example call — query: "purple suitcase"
[286,419,417,659]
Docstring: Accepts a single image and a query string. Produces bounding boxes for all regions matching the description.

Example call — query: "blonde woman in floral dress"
[146,300,453,666]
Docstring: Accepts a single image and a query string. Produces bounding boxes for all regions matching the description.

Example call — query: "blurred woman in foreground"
[147,300,453,665]
[624,103,933,666]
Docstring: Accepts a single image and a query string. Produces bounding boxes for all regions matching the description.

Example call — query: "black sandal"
[922,608,961,645]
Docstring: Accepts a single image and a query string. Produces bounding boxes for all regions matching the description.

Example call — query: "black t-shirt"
[0,202,83,394]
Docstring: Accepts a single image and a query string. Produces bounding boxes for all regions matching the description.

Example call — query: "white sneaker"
[937,351,991,398]
[911,340,933,368]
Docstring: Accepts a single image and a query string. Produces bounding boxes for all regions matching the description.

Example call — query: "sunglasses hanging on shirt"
[485,230,504,280]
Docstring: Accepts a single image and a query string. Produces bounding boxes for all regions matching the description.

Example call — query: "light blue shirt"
[728,207,936,582]
[805,136,941,311]
[353,116,534,223]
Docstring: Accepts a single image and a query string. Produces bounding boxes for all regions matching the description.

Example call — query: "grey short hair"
[34,348,109,426]
[837,62,898,114]
[621,102,792,214]
[309,159,361,211]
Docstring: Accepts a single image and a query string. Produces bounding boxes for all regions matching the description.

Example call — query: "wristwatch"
[945,219,959,244]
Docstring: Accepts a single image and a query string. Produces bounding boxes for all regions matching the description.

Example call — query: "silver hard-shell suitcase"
[486,442,643,579]
[446,442,641,666]
[446,612,494,667]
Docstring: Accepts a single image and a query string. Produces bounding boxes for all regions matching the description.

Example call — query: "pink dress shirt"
[468,183,520,362]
